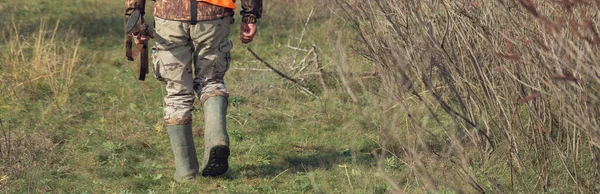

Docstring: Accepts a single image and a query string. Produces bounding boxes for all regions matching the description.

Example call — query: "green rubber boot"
[167,124,199,182]
[201,96,230,177]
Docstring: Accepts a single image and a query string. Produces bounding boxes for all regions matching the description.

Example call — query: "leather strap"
[139,44,148,81]
[131,43,144,60]
[126,35,134,61]
[190,0,198,25]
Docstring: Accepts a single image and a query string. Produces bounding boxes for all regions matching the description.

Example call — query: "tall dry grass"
[1,19,82,109]
[0,20,82,188]
[337,0,600,192]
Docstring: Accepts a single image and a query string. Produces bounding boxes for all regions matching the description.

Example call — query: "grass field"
[1,0,600,193]
[0,0,390,193]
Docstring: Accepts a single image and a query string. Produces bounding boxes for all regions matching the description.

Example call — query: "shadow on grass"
[228,146,376,179]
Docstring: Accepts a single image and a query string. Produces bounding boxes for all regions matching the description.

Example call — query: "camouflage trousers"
[152,16,232,125]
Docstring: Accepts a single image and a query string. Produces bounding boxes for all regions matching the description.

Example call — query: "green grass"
[3,0,595,193]
[0,0,394,193]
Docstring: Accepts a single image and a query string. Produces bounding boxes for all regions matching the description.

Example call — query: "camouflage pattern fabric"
[152,1,234,22]
[239,0,263,23]
[125,0,146,16]
[152,17,232,125]
[125,0,262,23]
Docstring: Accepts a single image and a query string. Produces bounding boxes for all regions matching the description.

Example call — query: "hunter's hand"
[240,23,257,44]
[132,33,149,44]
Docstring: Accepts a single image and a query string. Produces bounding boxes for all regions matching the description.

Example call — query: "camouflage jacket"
[125,0,262,23]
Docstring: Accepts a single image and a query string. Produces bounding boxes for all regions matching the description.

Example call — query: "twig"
[247,48,316,96]
[294,48,315,74]
[270,168,289,182]
[300,71,377,78]
[286,44,310,52]
[230,67,272,72]
[335,32,359,104]
[339,165,355,192]
[291,8,315,67]
[376,172,405,193]
[312,43,328,93]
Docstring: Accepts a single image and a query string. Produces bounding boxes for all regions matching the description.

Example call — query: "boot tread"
[201,145,230,177]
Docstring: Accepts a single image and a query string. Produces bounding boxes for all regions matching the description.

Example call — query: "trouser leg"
[152,17,199,182]
[190,16,233,177]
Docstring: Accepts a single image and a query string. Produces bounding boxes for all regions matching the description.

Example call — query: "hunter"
[125,0,263,182]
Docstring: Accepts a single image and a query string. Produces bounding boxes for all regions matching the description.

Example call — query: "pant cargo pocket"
[152,47,166,82]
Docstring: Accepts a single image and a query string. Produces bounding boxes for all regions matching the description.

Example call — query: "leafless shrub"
[338,0,600,192]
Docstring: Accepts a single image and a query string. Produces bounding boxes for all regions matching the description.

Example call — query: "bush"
[338,0,600,192]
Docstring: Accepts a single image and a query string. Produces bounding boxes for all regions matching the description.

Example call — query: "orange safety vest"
[200,0,236,9]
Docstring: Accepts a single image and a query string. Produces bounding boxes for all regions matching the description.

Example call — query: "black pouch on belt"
[190,0,198,25]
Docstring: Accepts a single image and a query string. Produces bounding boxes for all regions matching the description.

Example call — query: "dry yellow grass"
[338,0,600,192]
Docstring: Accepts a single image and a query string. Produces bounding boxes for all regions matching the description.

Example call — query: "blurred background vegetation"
[1,0,599,193]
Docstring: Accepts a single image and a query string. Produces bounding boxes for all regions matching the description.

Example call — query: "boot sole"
[201,145,230,177]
